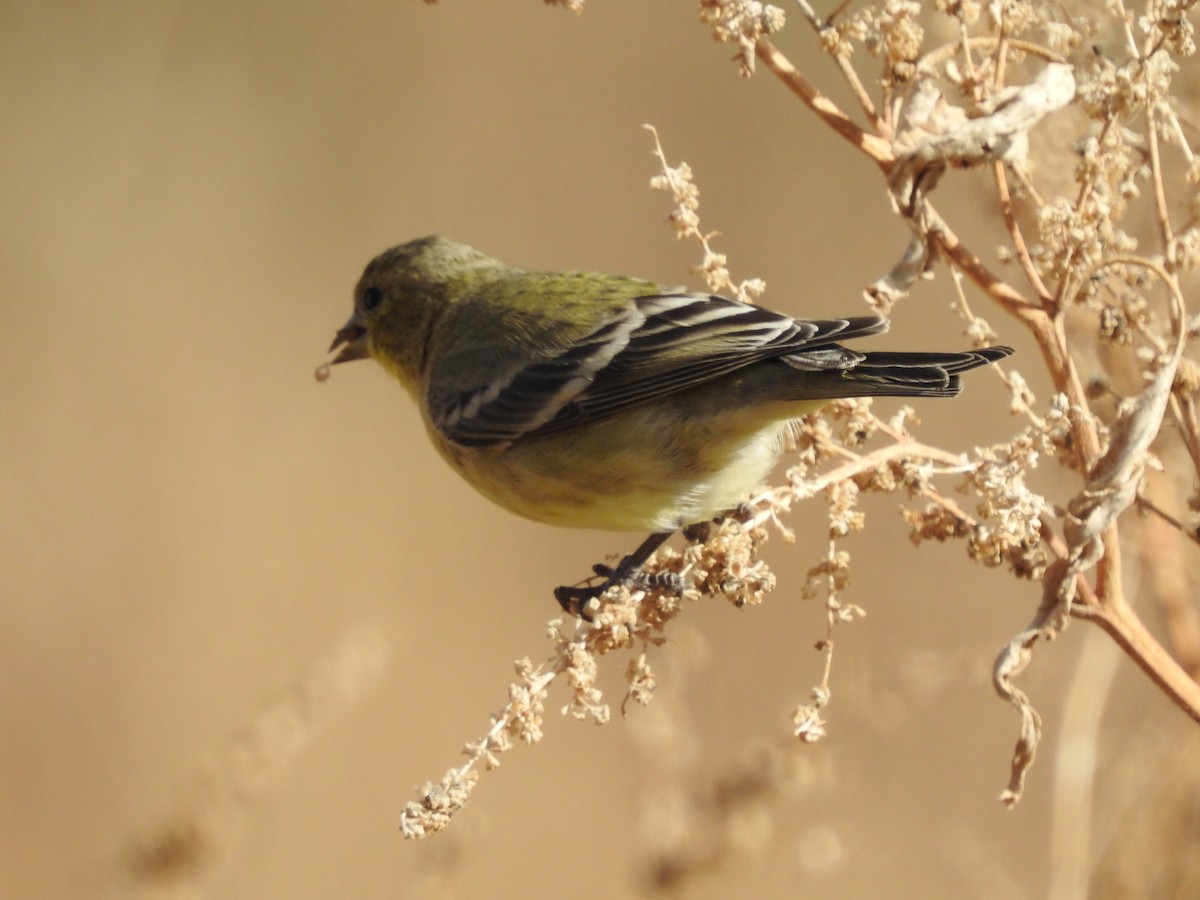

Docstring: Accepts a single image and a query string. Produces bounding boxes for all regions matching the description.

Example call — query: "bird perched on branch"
[322,236,1012,617]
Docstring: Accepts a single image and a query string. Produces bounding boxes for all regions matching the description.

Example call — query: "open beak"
[327,312,369,365]
[315,311,370,382]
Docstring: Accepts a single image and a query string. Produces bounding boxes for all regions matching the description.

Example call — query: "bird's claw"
[554,583,607,621]
[555,556,683,621]
[554,532,676,620]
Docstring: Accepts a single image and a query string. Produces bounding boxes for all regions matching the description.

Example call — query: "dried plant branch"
[754,38,895,165]
[727,0,1200,798]
[404,1,1200,840]
[794,0,888,132]
[993,161,1054,304]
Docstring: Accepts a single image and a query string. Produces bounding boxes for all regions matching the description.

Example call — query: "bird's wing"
[428,291,886,448]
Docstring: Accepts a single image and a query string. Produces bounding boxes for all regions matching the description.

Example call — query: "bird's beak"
[327,312,369,365]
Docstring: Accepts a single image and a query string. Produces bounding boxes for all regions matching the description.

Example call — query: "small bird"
[323,236,1012,616]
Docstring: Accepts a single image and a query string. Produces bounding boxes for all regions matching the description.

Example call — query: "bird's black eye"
[361,285,383,313]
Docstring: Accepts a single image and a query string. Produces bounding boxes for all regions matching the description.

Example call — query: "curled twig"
[994,256,1190,805]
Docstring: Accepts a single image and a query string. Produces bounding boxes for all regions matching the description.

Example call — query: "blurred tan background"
[1,2,1186,898]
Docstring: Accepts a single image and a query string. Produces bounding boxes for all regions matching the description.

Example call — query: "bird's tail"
[785,346,1013,400]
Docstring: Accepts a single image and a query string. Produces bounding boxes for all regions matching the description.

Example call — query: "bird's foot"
[554,555,644,621]
[553,575,618,621]
[553,567,684,621]
[554,532,676,620]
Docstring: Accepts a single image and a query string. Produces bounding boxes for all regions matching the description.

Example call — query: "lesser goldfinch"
[323,236,1012,615]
